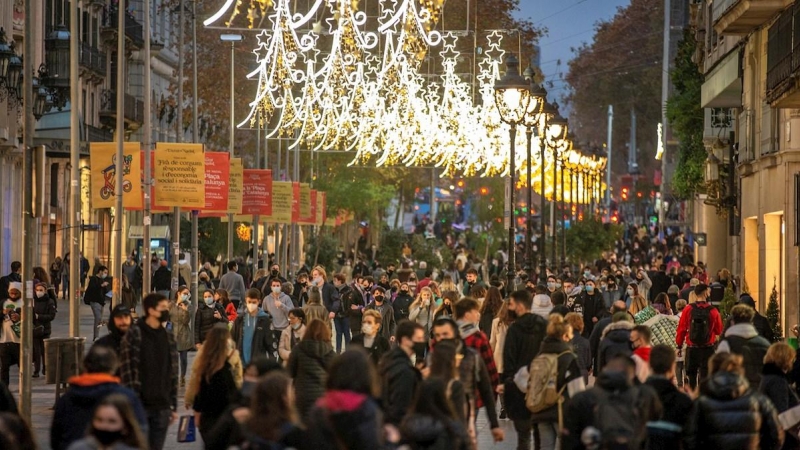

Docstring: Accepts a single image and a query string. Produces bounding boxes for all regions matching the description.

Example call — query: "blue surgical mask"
[204,297,215,306]
[181,294,190,302]
[586,286,594,293]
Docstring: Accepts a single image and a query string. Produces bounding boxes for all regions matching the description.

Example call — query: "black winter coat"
[502,312,547,421]
[287,340,335,422]
[596,320,633,373]
[194,302,228,345]
[33,295,57,338]
[84,275,110,305]
[392,292,414,322]
[400,414,471,450]
[305,391,386,450]
[379,346,422,425]
[760,363,800,450]
[685,371,783,450]
[579,292,605,338]
[231,313,273,364]
[645,376,693,450]
[350,333,390,366]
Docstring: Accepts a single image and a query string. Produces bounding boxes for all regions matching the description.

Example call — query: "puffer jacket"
[33,295,57,338]
[194,302,228,345]
[596,320,633,373]
[400,414,471,450]
[287,340,335,422]
[643,314,679,349]
[531,294,553,319]
[305,390,385,450]
[685,370,783,450]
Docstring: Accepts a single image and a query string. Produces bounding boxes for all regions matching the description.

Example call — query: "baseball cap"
[110,304,132,318]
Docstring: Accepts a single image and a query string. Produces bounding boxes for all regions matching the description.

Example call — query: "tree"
[379,227,409,266]
[766,280,783,342]
[179,217,249,261]
[563,0,663,177]
[564,219,622,265]
[305,230,339,273]
[666,29,706,199]
[409,234,454,270]
[720,283,737,319]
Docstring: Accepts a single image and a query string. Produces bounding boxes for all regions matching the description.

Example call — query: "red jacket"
[676,302,723,347]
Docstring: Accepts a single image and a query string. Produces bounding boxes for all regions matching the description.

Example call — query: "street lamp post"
[221,34,243,262]
[522,66,544,280]
[493,54,531,293]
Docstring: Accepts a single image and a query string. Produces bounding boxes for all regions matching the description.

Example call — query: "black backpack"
[338,286,353,315]
[688,306,712,345]
[593,387,646,450]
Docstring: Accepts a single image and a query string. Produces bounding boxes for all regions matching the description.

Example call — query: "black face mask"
[374,295,384,303]
[93,429,124,446]
[159,310,170,322]
[412,342,427,360]
[271,270,279,276]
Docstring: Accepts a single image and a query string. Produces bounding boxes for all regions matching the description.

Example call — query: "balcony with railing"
[85,123,113,142]
[100,5,145,49]
[766,3,800,107]
[712,0,792,35]
[79,42,107,78]
[98,90,145,131]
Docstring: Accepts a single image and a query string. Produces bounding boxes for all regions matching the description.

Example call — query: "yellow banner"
[299,183,311,217]
[267,181,293,224]
[316,192,325,226]
[227,158,243,214]
[154,143,205,208]
[90,143,142,209]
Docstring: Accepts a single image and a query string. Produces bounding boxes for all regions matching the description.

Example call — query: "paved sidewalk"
[15,299,517,449]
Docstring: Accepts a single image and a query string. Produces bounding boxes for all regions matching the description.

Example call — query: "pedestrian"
[350,309,391,365]
[379,320,426,425]
[185,323,242,441]
[684,352,783,450]
[33,266,58,301]
[303,286,331,327]
[278,308,306,364]
[676,283,723,389]
[0,282,22,387]
[306,349,385,449]
[237,371,307,449]
[311,265,339,324]
[92,304,133,371]
[565,312,591,383]
[332,273,355,342]
[218,261,247,310]
[50,257,63,299]
[532,289,554,320]
[195,289,228,348]
[596,312,634,374]
[213,288,237,322]
[261,278,293,356]
[409,286,435,339]
[0,411,35,450]
[0,261,21,302]
[32,281,56,378]
[392,280,415,323]
[51,345,147,450]
[479,286,504,340]
[61,255,71,300]
[490,300,513,419]
[233,288,273,365]
[627,282,648,316]
[454,297,500,404]
[65,394,148,450]
[562,355,662,450]
[288,318,336,422]
[433,290,456,320]
[365,286,396,343]
[399,378,472,450]
[738,294,775,341]
[760,342,800,450]
[120,293,179,450]
[168,287,193,387]
[428,339,467,423]
[177,253,191,292]
[630,324,653,383]
[529,314,586,450]
[717,304,772,386]
[644,344,693,450]
[151,260,171,299]
[501,289,548,450]
[642,298,680,349]
[85,266,111,341]
[462,268,485,297]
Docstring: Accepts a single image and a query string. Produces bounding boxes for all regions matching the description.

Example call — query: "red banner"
[242,169,273,216]
[291,182,300,222]
[204,152,230,212]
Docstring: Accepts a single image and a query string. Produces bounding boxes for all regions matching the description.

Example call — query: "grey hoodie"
[262,291,294,330]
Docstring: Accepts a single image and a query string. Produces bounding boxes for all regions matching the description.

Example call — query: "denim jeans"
[179,350,188,379]
[146,409,172,450]
[334,316,351,353]
[537,422,559,450]
[90,302,105,340]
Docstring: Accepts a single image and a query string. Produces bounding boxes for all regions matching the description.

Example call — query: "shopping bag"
[177,415,196,443]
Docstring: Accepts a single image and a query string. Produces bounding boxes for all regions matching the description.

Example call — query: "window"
[50,164,59,208]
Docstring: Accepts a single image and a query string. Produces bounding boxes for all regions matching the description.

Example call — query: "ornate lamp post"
[522,65,545,280]
[545,111,567,267]
[43,24,71,110]
[493,54,531,292]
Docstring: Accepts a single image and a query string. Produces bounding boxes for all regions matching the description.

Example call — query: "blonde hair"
[312,265,327,281]
[708,352,744,376]
[688,292,698,304]
[546,314,572,339]
[564,312,584,334]
[628,295,648,315]
[362,309,382,328]
[765,342,795,373]
[411,287,434,309]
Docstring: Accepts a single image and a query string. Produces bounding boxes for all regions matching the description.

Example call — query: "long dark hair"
[429,339,459,380]
[33,266,50,284]
[326,348,379,397]
[480,286,504,316]
[401,378,463,447]
[215,289,231,307]
[248,372,298,442]
[89,394,147,448]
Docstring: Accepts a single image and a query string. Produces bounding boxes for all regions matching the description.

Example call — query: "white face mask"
[362,323,375,335]
[626,289,634,296]
[35,291,46,298]
[246,303,259,313]
[271,286,281,294]
[204,297,215,306]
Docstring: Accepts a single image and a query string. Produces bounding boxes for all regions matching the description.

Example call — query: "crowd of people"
[0,224,796,449]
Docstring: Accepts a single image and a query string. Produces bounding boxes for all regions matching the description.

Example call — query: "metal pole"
[190,0,199,305]
[253,127,260,272]
[525,126,533,275]
[227,40,235,262]
[430,168,436,223]
[173,0,184,293]
[659,0,671,237]
[560,157,566,266]
[540,132,547,276]
[275,138,282,271]
[292,132,299,276]
[142,0,153,297]
[606,105,613,222]
[20,0,35,418]
[507,125,517,291]
[551,146,557,266]
[69,0,81,337]
[113,0,126,305]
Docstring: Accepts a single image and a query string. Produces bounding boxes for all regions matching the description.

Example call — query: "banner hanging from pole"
[90,143,142,209]
[291,182,301,222]
[154,143,206,208]
[204,152,230,212]
[242,169,273,216]
[227,158,243,214]
[267,181,293,224]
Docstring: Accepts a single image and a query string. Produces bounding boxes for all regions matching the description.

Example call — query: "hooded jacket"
[93,309,130,356]
[231,310,272,365]
[287,339,336,421]
[400,414,471,450]
[50,373,148,450]
[502,312,547,420]
[306,390,386,450]
[33,294,57,338]
[531,294,553,319]
[168,300,194,352]
[379,346,422,425]
[194,301,228,345]
[685,371,783,450]
[645,375,693,450]
[717,323,771,386]
[596,320,633,373]
[760,362,799,414]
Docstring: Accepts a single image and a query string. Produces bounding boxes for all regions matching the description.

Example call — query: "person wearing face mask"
[601,276,623,310]
[634,268,653,302]
[261,279,294,358]
[378,320,426,425]
[350,309,390,365]
[120,293,179,450]
[195,290,228,348]
[579,280,606,338]
[166,287,193,387]
[66,394,148,450]
[269,264,287,284]
[409,286,435,339]
[233,290,273,368]
[32,281,57,378]
[279,309,306,364]
[545,275,558,297]
[94,305,133,373]
[0,283,22,387]
[311,266,340,323]
[85,265,112,341]
[434,291,457,321]
[454,298,500,409]
[364,286,396,343]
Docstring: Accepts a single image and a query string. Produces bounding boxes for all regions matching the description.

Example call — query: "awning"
[129,225,171,240]
[701,51,742,108]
